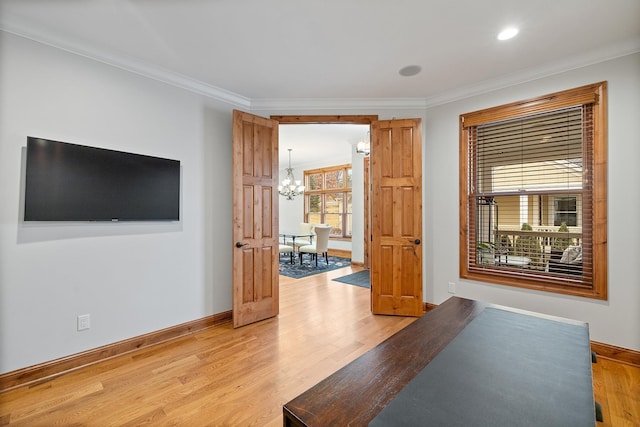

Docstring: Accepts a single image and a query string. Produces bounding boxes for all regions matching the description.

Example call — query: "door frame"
[271,115,378,267]
[364,156,370,269]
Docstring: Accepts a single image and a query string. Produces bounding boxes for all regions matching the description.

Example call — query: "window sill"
[460,268,606,300]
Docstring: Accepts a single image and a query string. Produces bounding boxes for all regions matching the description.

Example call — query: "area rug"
[332,270,370,288]
[279,256,351,279]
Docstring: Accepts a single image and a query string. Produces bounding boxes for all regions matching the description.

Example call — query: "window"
[460,82,607,299]
[304,164,352,238]
[554,196,578,226]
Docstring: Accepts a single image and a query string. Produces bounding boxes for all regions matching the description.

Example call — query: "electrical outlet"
[77,314,90,331]
[448,282,456,294]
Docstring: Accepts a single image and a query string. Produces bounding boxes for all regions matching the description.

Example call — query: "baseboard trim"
[328,248,351,259]
[591,340,640,367]
[0,310,232,393]
[351,261,365,268]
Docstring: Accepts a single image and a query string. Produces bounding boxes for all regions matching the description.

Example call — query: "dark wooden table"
[283,296,595,426]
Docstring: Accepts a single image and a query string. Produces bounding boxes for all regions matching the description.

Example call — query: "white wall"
[424,52,640,351]
[0,32,234,373]
[350,145,366,262]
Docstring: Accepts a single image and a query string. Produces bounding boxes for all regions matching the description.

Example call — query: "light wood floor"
[1,266,638,426]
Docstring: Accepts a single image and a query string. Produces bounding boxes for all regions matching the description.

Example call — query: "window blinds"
[475,107,583,196]
[468,105,593,286]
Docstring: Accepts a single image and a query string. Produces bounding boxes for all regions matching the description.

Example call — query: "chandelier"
[278,149,305,200]
[356,131,370,155]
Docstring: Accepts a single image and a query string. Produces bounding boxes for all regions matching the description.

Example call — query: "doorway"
[274,115,377,267]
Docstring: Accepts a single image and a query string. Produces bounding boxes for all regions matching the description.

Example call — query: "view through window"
[304,164,352,238]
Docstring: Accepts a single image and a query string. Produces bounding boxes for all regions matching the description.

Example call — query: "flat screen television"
[24,137,180,221]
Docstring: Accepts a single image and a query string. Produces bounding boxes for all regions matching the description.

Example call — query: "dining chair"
[298,225,332,266]
[279,244,294,264]
[292,222,314,248]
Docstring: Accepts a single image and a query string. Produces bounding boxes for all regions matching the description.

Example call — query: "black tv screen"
[24,137,180,221]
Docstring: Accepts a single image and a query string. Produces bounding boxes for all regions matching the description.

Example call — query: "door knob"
[414,239,421,245]
[235,242,248,248]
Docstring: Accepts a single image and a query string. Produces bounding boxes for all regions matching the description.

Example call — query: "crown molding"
[2,23,638,113]
[250,97,428,112]
[0,24,252,109]
[423,38,640,109]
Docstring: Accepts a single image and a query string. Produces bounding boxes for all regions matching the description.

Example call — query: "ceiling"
[1,0,638,105]
[1,1,639,168]
[279,124,369,168]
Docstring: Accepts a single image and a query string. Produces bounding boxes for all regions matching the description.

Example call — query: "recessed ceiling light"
[497,27,519,41]
[399,65,422,77]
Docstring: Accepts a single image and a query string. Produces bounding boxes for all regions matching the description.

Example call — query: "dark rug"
[332,270,370,288]
[279,255,351,279]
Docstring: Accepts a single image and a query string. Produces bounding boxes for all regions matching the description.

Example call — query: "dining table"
[279,233,313,248]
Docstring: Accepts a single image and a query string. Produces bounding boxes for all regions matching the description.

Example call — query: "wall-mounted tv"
[24,137,180,221]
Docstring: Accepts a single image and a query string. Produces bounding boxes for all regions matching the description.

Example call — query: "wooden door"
[232,110,279,328]
[370,118,423,316]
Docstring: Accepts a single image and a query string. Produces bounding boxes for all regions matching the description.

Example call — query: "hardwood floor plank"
[0,265,637,426]
[5,381,104,423]
[592,354,640,426]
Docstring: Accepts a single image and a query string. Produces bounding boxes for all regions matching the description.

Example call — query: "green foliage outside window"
[553,222,573,251]
[514,223,544,269]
